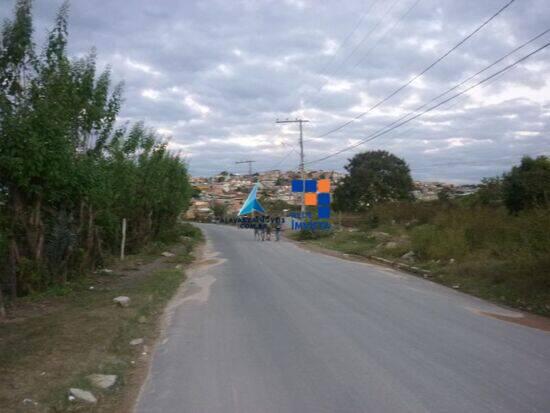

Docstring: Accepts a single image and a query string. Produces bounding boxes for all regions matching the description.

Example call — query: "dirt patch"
[478,311,550,332]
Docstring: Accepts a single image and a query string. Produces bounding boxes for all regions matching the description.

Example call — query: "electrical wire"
[305,40,550,165]
[308,27,550,164]
[314,0,517,139]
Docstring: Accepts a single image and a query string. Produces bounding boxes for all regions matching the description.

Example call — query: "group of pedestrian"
[253,219,282,241]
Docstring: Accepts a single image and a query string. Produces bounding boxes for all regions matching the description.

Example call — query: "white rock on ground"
[161,251,175,257]
[69,388,97,403]
[401,251,415,261]
[87,374,117,389]
[113,296,130,307]
[130,338,144,346]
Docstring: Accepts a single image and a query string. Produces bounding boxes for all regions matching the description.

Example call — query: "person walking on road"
[254,224,260,241]
[274,218,282,241]
[260,223,266,241]
[265,223,272,241]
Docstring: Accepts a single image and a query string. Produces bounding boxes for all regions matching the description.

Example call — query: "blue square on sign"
[317,193,330,205]
[305,180,317,192]
[291,179,303,192]
[318,206,330,219]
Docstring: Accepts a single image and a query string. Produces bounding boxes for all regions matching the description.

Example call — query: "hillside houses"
[186,170,344,218]
[185,171,477,220]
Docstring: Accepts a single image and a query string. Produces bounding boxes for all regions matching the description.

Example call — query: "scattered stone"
[138,316,147,324]
[452,284,460,289]
[449,258,456,264]
[161,251,175,257]
[89,286,95,290]
[22,398,38,406]
[401,251,415,261]
[101,268,113,274]
[384,241,398,249]
[113,296,130,307]
[175,264,183,270]
[371,231,390,239]
[87,374,117,389]
[69,388,97,404]
[130,338,144,346]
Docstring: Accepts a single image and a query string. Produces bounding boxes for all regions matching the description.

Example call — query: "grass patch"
[0,223,202,412]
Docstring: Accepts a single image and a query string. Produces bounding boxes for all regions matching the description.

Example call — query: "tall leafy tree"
[0,1,191,298]
[333,150,414,212]
[502,155,550,214]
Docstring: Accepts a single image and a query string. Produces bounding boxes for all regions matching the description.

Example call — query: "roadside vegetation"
[0,222,203,412]
[0,0,192,316]
[293,151,550,316]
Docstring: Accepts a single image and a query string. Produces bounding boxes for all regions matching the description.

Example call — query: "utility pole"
[276,118,309,214]
[235,161,256,175]
[235,160,256,176]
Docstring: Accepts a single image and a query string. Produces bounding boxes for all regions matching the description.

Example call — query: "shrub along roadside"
[0,1,192,308]
[0,223,203,412]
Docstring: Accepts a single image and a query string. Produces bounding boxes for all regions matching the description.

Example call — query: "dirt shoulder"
[0,226,203,413]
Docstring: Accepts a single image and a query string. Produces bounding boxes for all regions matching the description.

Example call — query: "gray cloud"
[1,0,549,182]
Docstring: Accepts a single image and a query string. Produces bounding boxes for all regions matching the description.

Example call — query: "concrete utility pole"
[235,160,256,176]
[276,118,309,214]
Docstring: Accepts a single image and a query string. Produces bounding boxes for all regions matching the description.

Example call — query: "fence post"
[120,218,127,261]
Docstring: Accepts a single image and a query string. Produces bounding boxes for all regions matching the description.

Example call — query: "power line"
[310,27,550,163]
[314,0,401,95]
[305,40,550,165]
[276,119,309,213]
[235,160,256,175]
[315,0,517,139]
[310,0,421,111]
[316,0,380,79]
[351,0,422,70]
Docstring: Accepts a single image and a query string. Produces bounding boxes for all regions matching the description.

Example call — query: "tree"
[0,1,192,298]
[437,187,452,203]
[502,156,550,214]
[191,186,202,199]
[475,177,503,206]
[333,150,414,212]
[210,201,228,220]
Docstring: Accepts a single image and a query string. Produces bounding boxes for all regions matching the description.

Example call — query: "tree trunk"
[0,288,6,319]
[85,204,95,268]
[8,238,19,298]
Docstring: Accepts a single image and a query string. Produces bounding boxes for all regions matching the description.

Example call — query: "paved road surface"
[135,224,550,413]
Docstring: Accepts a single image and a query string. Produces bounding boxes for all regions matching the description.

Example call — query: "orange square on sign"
[318,179,330,192]
[304,193,317,206]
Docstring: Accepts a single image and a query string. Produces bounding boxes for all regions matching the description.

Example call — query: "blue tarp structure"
[238,183,265,216]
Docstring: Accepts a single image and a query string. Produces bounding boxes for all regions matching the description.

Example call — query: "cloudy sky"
[2,0,550,182]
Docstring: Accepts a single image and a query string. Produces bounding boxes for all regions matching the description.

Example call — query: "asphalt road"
[135,224,550,413]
